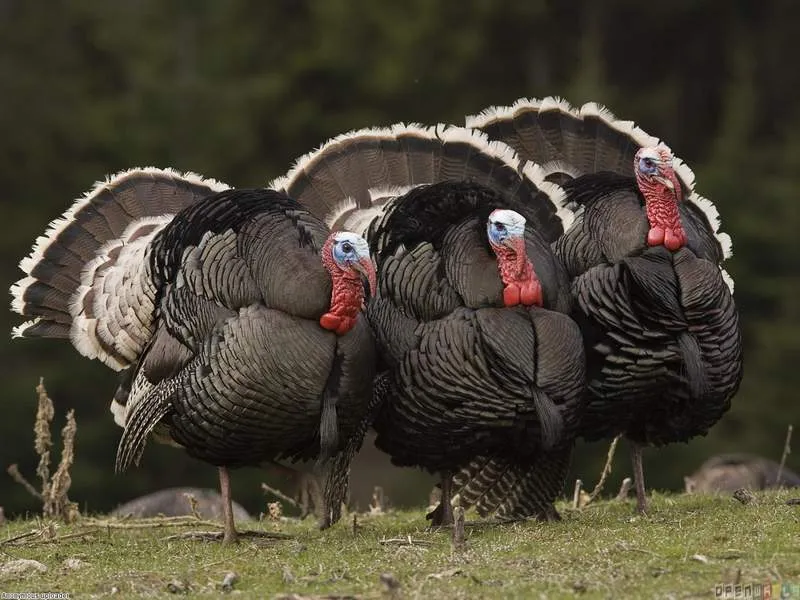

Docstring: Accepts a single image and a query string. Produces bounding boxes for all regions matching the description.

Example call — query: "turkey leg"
[218,466,238,544]
[432,471,454,526]
[630,442,648,514]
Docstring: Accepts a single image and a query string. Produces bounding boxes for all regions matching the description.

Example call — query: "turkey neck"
[319,243,365,336]
[638,176,687,251]
[492,238,542,307]
[328,272,365,321]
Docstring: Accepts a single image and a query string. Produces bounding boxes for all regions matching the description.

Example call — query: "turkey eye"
[341,242,353,254]
[638,156,657,174]
[494,222,506,232]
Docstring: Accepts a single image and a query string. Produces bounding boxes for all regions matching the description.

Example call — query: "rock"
[62,558,87,570]
[380,572,401,591]
[167,579,189,594]
[110,487,251,521]
[221,571,239,592]
[1,559,48,577]
[684,454,800,494]
[733,488,757,505]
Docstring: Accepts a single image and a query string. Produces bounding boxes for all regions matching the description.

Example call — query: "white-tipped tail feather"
[466,96,734,269]
[271,122,575,244]
[11,167,229,370]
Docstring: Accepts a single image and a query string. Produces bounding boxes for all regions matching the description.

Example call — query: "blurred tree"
[1,0,797,516]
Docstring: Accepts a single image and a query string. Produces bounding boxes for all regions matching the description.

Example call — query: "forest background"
[1,0,797,517]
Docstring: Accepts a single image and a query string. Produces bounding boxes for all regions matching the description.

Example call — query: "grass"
[1,491,798,599]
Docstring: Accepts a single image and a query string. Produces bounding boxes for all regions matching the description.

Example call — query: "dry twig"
[82,515,223,530]
[616,477,633,501]
[261,482,300,510]
[776,424,793,487]
[1,524,99,547]
[572,479,583,509]
[452,506,465,549]
[7,464,42,499]
[379,535,434,547]
[588,435,621,503]
[7,379,79,522]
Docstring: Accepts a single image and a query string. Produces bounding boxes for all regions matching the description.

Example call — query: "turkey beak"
[352,257,377,300]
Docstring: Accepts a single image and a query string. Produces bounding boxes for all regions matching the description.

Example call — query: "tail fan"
[10,168,229,370]
[269,124,574,245]
[452,448,572,520]
[466,97,733,263]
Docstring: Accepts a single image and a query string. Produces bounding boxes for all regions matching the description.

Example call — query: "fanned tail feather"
[466,97,733,263]
[269,124,574,242]
[10,168,229,369]
[452,449,572,520]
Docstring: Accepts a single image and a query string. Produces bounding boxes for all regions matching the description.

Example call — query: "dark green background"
[1,1,797,517]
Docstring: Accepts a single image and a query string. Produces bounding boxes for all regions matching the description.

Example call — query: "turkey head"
[486,209,543,307]
[320,231,376,335]
[635,146,687,251]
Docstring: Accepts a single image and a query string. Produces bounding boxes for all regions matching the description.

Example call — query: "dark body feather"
[118,189,376,470]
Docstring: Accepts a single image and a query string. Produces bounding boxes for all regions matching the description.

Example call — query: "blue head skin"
[487,209,527,249]
[331,231,371,270]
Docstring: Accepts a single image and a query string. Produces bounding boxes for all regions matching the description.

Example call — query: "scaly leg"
[218,466,238,544]
[630,442,648,514]
[434,471,455,526]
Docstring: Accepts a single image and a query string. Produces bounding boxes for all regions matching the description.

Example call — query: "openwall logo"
[714,582,800,599]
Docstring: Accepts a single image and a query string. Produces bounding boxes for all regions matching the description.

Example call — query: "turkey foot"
[503,280,542,307]
[630,442,649,515]
[426,472,455,527]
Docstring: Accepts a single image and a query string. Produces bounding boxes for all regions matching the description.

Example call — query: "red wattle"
[335,318,354,336]
[319,312,341,332]
[647,227,665,247]
[520,280,542,307]
[664,228,685,251]
[503,285,521,307]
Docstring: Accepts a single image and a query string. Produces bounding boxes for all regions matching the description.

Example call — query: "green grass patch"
[1,491,799,599]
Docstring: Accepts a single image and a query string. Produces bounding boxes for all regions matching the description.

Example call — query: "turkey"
[10,170,377,542]
[455,97,743,514]
[269,124,587,523]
